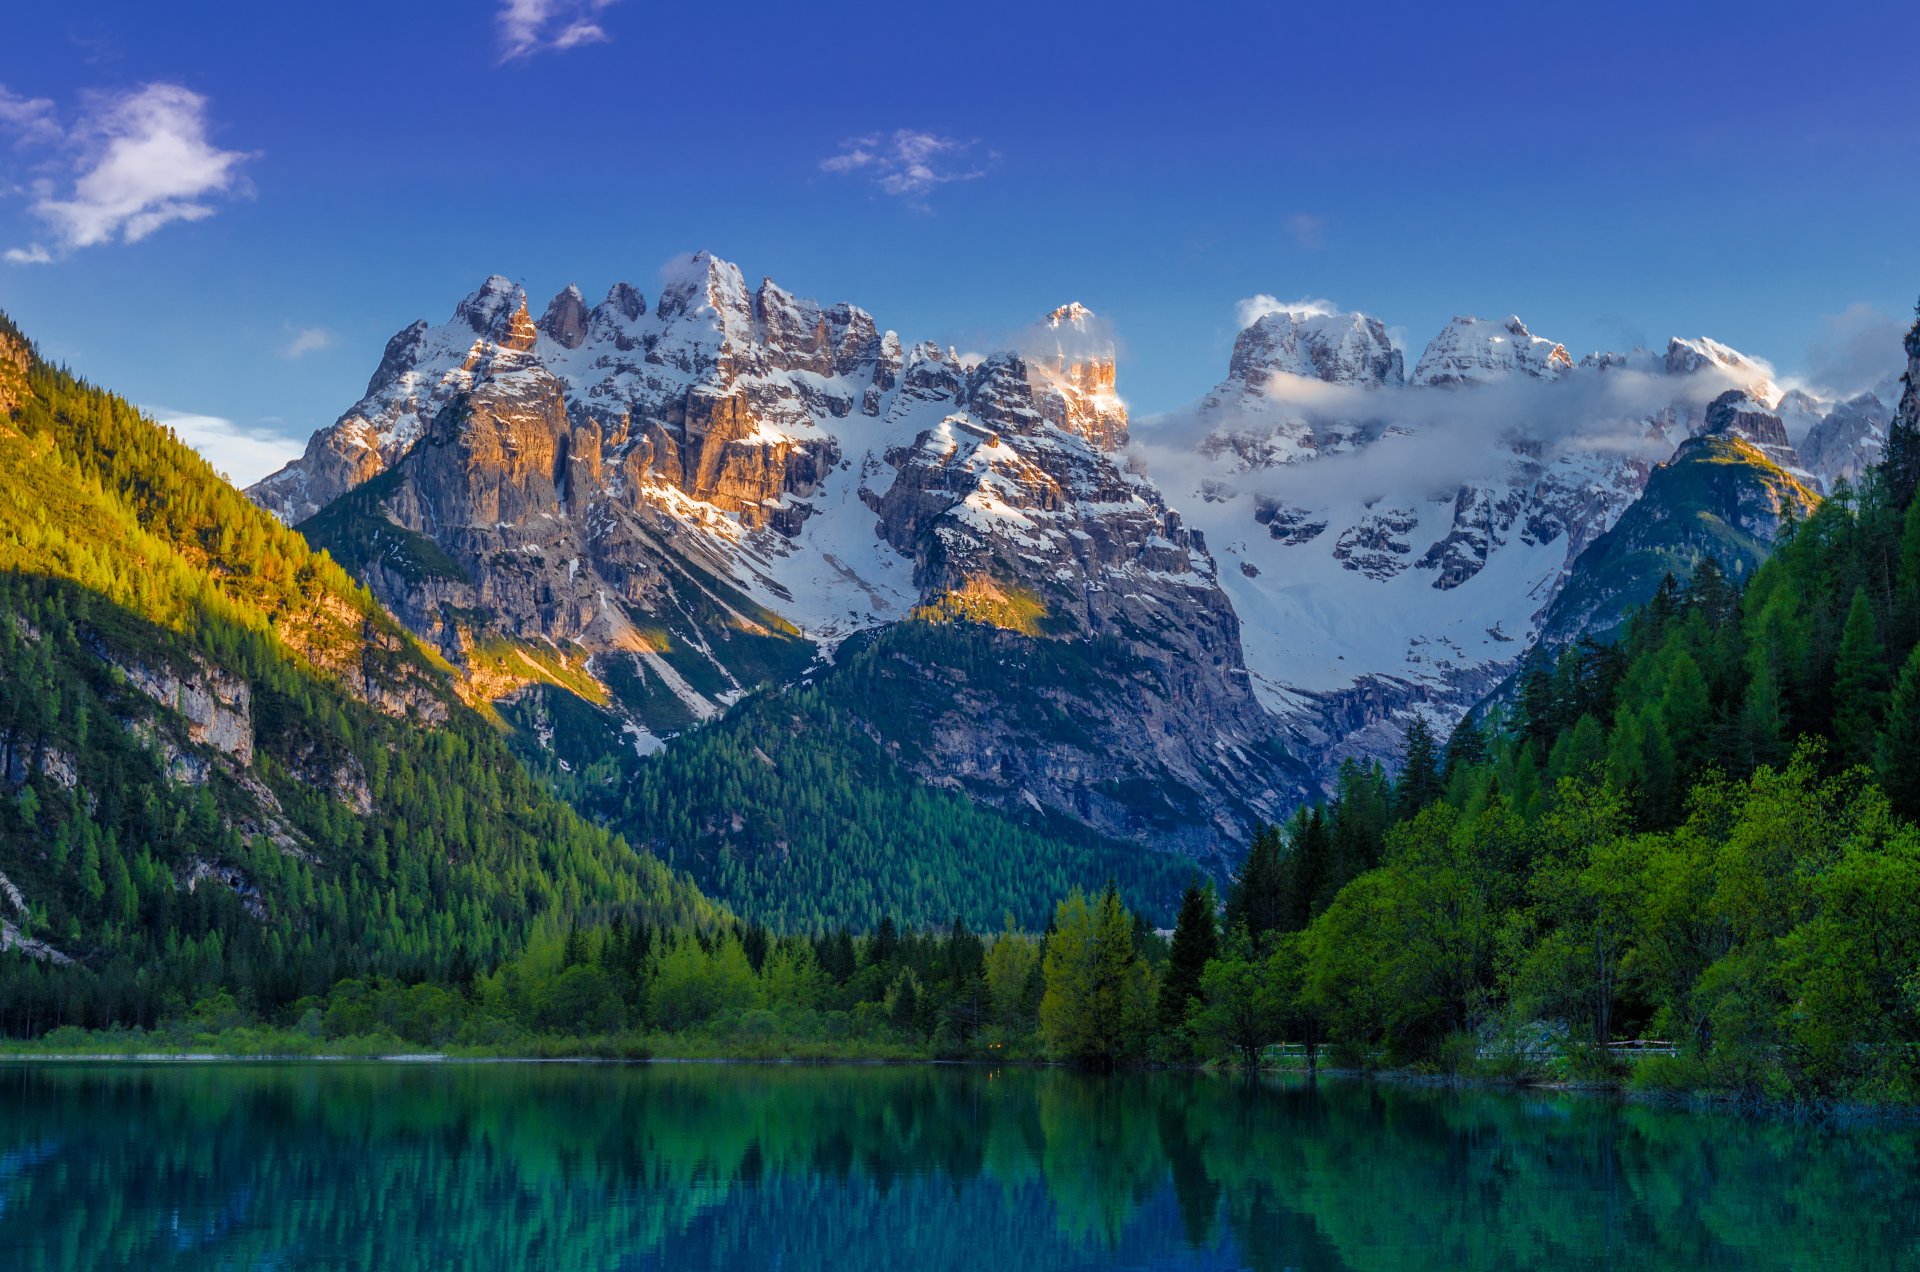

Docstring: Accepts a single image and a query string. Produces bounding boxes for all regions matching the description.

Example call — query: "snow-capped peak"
[1409,314,1573,386]
[1664,336,1777,404]
[1227,306,1403,388]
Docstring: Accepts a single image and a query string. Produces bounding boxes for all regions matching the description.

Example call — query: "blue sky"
[1,0,1917,483]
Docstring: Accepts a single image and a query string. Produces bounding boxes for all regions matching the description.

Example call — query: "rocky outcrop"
[121,657,253,767]
[0,327,28,417]
[1798,392,1890,489]
[1229,307,1404,388]
[1157,305,1791,778]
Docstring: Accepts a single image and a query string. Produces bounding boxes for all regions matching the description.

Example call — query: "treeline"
[0,312,718,1037]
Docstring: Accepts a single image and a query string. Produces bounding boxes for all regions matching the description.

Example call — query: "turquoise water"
[1,1062,1915,1269]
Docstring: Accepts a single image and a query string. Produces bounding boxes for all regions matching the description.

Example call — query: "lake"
[1,1062,1914,1269]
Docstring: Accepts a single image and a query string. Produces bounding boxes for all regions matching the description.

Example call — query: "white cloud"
[498,0,618,61]
[1235,294,1339,328]
[1801,303,1907,400]
[148,407,305,487]
[4,82,253,264]
[282,327,333,358]
[0,85,60,146]
[1136,358,1754,513]
[820,130,991,207]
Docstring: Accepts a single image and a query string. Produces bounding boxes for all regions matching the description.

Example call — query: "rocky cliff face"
[259,254,1306,858]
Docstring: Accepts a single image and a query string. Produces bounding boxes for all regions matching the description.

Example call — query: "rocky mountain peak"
[1410,314,1573,386]
[1028,303,1127,450]
[363,320,430,398]
[600,281,647,323]
[537,285,591,349]
[1665,337,1777,401]
[1703,389,1802,471]
[1228,306,1403,388]
[455,275,535,348]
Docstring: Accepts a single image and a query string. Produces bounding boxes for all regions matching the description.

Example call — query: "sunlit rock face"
[253,258,1307,860]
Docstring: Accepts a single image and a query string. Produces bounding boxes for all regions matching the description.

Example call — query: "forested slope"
[0,312,717,1033]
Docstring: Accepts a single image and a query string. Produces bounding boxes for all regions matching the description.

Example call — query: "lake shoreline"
[7,1048,1916,1125]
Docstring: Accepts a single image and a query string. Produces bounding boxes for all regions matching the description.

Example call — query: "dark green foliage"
[1223,824,1286,943]
[541,623,1195,932]
[1393,713,1441,819]
[1155,881,1217,1036]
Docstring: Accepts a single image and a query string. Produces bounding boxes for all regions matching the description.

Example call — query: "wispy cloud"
[1136,327,1759,513]
[1235,295,1338,328]
[820,130,991,207]
[1285,213,1325,250]
[0,86,60,147]
[281,327,333,359]
[2,82,253,265]
[497,0,618,61]
[1801,302,1907,400]
[148,407,305,487]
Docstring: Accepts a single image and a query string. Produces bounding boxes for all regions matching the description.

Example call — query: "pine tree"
[1156,881,1218,1035]
[1442,715,1487,782]
[1394,714,1441,819]
[1833,585,1890,768]
[1878,643,1920,820]
[1225,825,1287,945]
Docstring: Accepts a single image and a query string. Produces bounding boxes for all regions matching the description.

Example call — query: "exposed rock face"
[1229,307,1404,388]
[1537,399,1820,645]
[0,328,27,417]
[260,255,1305,856]
[121,657,254,767]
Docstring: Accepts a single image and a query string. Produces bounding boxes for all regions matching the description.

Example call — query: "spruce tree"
[1394,714,1441,820]
[1833,585,1890,768]
[1156,881,1218,1035]
[1224,825,1287,946]
[1879,643,1920,819]
[1442,714,1487,782]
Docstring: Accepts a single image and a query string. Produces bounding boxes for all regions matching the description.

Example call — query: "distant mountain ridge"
[247,256,1896,917]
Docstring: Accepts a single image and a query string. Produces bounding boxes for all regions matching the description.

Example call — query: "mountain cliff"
[0,310,715,1023]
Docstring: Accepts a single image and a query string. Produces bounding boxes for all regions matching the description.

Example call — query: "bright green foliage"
[1039,886,1154,1066]
[1832,586,1889,767]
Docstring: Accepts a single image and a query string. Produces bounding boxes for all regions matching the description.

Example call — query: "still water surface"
[2,1062,1915,1269]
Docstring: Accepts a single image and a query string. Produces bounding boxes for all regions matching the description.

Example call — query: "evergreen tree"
[1224,825,1287,945]
[1155,881,1218,1035]
[1442,714,1487,782]
[1879,644,1920,820]
[1394,714,1441,819]
[1833,586,1890,767]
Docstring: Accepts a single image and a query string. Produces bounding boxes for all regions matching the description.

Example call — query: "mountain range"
[243,254,1900,919]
